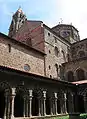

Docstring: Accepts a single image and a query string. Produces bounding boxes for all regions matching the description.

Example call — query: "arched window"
[61,50,66,61]
[55,64,58,78]
[67,71,74,82]
[54,47,59,57]
[76,69,85,81]
[78,51,85,58]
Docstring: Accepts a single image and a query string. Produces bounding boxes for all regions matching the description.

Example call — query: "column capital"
[64,93,67,100]
[28,90,33,99]
[12,88,16,96]
[54,92,57,99]
[43,91,46,98]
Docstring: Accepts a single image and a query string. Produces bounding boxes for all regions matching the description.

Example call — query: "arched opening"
[66,94,69,113]
[57,99,61,114]
[54,47,59,57]
[76,69,85,81]
[32,91,39,116]
[61,50,66,61]
[67,71,74,82]
[14,92,24,117]
[78,51,85,58]
[0,90,5,118]
[46,94,51,115]
[78,95,84,113]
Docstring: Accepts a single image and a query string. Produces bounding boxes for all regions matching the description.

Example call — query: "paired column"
[43,91,46,116]
[28,90,33,117]
[54,93,58,115]
[63,93,67,114]
[11,88,16,119]
[4,91,9,119]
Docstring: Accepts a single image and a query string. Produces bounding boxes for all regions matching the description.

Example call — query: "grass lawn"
[47,113,87,119]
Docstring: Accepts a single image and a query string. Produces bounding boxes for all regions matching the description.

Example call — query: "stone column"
[60,98,63,114]
[23,97,26,117]
[26,98,29,117]
[71,93,74,113]
[4,93,8,119]
[54,93,58,115]
[38,99,41,116]
[43,91,46,116]
[50,98,53,115]
[64,93,67,114]
[11,88,16,119]
[83,95,87,113]
[28,90,33,117]
[7,96,11,119]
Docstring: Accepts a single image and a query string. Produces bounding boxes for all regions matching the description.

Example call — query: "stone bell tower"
[8,7,27,37]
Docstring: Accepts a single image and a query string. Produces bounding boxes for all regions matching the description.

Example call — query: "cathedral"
[0,7,87,119]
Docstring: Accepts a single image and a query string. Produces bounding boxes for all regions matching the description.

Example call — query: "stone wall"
[44,28,70,79]
[0,35,45,76]
[70,39,87,60]
[63,59,87,81]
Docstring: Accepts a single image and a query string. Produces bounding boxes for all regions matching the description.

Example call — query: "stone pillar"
[43,91,46,116]
[83,95,87,113]
[11,88,16,119]
[28,90,33,117]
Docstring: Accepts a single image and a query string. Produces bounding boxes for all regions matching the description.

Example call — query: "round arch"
[0,81,11,118]
[66,71,74,82]
[14,85,26,117]
[76,69,85,81]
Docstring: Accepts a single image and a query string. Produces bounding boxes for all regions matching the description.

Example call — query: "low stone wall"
[69,113,80,119]
[15,114,68,119]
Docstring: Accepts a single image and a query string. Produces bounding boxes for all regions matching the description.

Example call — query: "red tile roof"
[72,80,87,84]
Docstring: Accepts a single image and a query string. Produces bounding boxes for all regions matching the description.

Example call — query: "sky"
[0,0,87,39]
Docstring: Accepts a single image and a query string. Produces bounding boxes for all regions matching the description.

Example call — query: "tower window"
[49,50,51,54]
[49,65,51,69]
[50,75,52,78]
[54,36,57,43]
[54,47,59,57]
[48,33,50,36]
[8,44,11,53]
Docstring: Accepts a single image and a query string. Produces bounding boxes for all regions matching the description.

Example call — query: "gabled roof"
[0,32,45,56]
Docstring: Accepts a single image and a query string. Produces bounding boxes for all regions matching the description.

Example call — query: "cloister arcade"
[0,66,86,119]
[66,68,86,82]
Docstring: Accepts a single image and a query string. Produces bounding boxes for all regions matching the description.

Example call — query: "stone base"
[69,113,80,119]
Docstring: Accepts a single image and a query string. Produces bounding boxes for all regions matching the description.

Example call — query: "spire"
[17,6,23,14]
[8,7,27,37]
